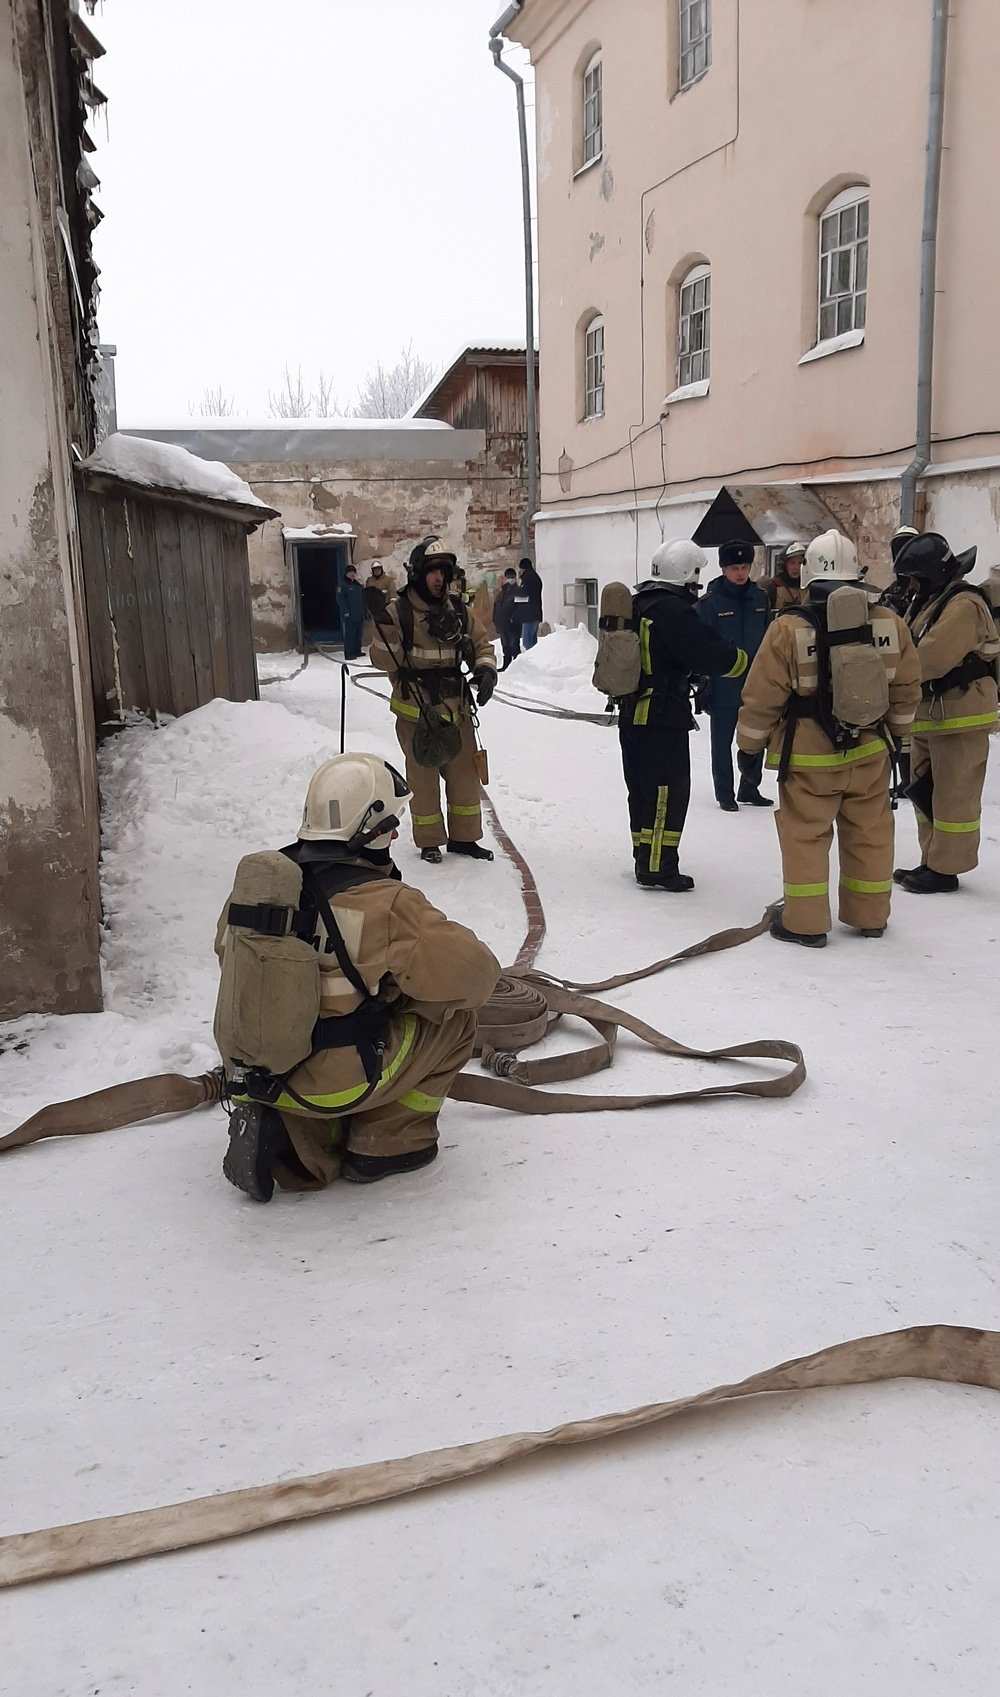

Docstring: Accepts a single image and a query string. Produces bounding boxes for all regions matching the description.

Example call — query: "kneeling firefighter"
[605,540,749,892]
[216,754,501,1199]
[370,536,498,865]
[893,531,1000,893]
[736,531,921,947]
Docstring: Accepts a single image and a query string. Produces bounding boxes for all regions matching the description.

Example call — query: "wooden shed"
[76,465,279,726]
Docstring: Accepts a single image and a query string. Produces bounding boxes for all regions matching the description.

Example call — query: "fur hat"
[719,539,755,568]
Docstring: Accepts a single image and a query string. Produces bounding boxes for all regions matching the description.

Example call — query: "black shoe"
[738,787,774,808]
[770,916,827,949]
[420,846,443,864]
[718,799,739,813]
[636,870,696,892]
[341,1144,439,1184]
[900,867,960,894]
[447,840,494,861]
[222,1103,289,1203]
[859,926,887,938]
[893,864,924,885]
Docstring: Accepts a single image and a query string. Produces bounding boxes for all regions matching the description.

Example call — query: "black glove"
[692,676,711,714]
[474,666,497,707]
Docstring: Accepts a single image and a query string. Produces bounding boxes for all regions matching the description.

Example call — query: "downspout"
[490,4,539,559]
[900,0,951,526]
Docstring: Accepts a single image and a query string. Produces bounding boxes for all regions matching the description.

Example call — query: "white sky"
[91,0,533,424]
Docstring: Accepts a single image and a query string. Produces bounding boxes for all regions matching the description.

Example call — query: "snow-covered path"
[2,635,999,1694]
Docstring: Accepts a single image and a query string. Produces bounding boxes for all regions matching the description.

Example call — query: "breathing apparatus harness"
[223,786,410,1117]
[379,580,489,773]
[910,580,1000,700]
[775,589,897,791]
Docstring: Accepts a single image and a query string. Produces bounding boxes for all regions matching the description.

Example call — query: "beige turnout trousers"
[275,1008,479,1188]
[776,751,894,935]
[395,714,484,849]
[910,728,991,875]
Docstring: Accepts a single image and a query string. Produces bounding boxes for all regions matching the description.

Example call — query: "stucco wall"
[0,1,102,1015]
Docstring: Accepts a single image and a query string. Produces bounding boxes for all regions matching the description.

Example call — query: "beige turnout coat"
[369,586,495,719]
[908,587,999,736]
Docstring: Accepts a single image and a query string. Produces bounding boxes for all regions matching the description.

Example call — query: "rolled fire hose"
[1,1324,997,1589]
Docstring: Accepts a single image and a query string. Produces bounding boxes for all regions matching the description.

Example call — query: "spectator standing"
[336,564,367,661]
[765,542,807,611]
[696,540,773,810]
[512,557,543,650]
[492,567,521,669]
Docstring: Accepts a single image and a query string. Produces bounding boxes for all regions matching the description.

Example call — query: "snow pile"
[283,522,354,540]
[497,622,601,714]
[84,432,270,509]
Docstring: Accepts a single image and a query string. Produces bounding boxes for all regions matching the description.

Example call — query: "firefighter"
[370,536,498,865]
[618,539,748,891]
[893,532,999,893]
[737,531,921,946]
[765,542,808,611]
[219,754,501,1198]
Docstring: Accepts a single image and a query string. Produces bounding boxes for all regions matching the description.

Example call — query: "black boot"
[222,1102,290,1203]
[447,840,494,861]
[859,926,887,938]
[635,849,694,892]
[421,846,443,864]
[900,866,960,894]
[737,785,774,808]
[770,915,827,949]
[718,799,739,813]
[341,1144,439,1184]
[893,864,924,885]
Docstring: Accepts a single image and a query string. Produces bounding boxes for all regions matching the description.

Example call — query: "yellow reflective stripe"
[639,617,653,677]
[649,785,668,873]
[632,689,652,727]
[662,830,682,847]
[398,1088,444,1115]
[273,1014,418,1114]
[413,812,444,826]
[784,881,829,897]
[448,804,481,816]
[910,712,998,733]
[723,648,748,680]
[766,739,885,769]
[391,697,421,720]
[840,875,892,894]
[933,817,980,834]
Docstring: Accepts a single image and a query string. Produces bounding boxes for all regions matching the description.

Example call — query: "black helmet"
[408,535,457,589]
[894,531,977,589]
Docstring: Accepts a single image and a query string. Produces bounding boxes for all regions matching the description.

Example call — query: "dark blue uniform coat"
[696,574,771,803]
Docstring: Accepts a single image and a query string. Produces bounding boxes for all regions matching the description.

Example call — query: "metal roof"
[692,484,845,549]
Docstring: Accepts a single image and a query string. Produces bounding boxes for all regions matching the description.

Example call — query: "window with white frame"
[679,0,711,90]
[677,265,710,388]
[584,315,605,419]
[582,51,603,166]
[818,186,869,343]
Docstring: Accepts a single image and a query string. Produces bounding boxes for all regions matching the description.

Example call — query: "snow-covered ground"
[2,633,999,1694]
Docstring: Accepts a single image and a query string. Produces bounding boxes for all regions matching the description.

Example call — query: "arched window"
[582,51,603,166]
[677,264,710,387]
[818,186,868,343]
[583,314,605,419]
[679,0,712,91]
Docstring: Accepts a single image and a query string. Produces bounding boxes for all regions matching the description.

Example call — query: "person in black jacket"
[336,564,367,661]
[696,539,773,810]
[512,558,543,648]
[620,540,748,890]
[492,567,521,669]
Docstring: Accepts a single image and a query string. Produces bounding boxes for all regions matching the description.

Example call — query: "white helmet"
[299,754,411,851]
[801,530,860,587]
[649,539,707,587]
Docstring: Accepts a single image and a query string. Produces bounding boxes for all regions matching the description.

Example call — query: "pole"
[340,663,348,754]
[489,13,538,559]
[900,0,951,526]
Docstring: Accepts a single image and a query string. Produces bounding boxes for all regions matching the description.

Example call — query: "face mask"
[426,602,464,644]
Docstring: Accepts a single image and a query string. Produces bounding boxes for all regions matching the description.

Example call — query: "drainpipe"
[900,0,951,526]
[489,4,539,559]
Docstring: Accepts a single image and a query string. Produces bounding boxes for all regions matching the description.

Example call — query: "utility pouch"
[413,707,462,769]
[593,582,641,700]
[214,852,322,1076]
[903,767,934,820]
[473,746,490,786]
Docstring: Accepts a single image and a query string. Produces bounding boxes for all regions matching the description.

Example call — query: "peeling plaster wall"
[240,440,527,651]
[0,0,102,1016]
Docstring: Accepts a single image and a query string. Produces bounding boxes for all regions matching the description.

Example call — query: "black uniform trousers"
[619,718,691,874]
[708,698,764,803]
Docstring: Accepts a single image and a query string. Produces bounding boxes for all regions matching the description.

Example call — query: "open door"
[292,542,351,647]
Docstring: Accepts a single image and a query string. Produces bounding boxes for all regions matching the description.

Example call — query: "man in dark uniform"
[696,539,772,810]
[619,540,747,891]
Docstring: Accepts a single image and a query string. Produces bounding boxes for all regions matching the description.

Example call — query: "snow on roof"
[125,415,451,432]
[83,432,270,510]
[408,341,530,419]
[283,523,355,540]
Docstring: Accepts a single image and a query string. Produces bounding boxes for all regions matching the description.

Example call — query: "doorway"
[293,543,351,646]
